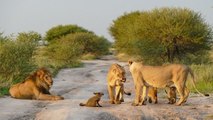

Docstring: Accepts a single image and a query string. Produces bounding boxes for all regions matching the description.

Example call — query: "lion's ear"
[112,68,117,74]
[128,61,133,65]
[36,69,44,78]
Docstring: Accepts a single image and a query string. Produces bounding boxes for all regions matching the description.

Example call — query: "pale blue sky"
[0,0,213,41]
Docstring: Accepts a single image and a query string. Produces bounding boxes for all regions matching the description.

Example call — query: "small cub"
[165,86,177,104]
[79,92,104,107]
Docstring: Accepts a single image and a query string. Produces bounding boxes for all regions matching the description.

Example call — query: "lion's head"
[108,64,126,84]
[28,68,53,91]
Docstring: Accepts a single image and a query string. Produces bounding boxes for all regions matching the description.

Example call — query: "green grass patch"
[0,87,9,97]
[187,64,213,93]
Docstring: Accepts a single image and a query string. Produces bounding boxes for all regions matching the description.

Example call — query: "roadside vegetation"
[1,7,213,96]
[0,25,111,96]
[109,7,213,93]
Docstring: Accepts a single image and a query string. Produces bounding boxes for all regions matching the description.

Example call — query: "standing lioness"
[107,63,131,104]
[128,61,208,106]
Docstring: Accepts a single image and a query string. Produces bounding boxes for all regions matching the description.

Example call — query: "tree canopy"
[16,31,41,43]
[45,24,93,42]
[109,7,213,64]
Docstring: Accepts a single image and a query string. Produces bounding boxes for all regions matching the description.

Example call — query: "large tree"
[109,8,213,64]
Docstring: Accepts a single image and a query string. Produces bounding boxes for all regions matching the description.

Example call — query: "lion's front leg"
[119,84,125,102]
[34,88,64,100]
[139,86,148,105]
[115,85,122,104]
[108,85,115,104]
[37,93,64,100]
[132,84,142,106]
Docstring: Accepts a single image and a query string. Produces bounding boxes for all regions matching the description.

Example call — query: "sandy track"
[0,57,213,120]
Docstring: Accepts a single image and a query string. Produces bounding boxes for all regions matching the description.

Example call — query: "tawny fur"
[128,61,208,106]
[107,63,131,104]
[9,68,64,100]
[165,86,177,104]
[147,87,158,104]
[79,92,104,107]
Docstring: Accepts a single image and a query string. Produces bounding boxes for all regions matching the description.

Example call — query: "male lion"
[128,61,208,106]
[9,68,64,100]
[107,63,131,104]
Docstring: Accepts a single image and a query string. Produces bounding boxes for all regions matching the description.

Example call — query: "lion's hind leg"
[175,83,185,106]
[183,87,190,103]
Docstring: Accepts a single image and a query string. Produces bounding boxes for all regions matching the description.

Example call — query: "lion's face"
[36,68,53,89]
[113,67,126,83]
[43,73,53,88]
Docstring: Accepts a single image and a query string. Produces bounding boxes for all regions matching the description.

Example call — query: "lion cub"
[165,86,177,104]
[148,87,158,104]
[147,87,177,104]
[79,92,104,107]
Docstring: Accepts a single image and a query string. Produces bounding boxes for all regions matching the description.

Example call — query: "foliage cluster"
[44,32,111,68]
[109,7,213,65]
[0,35,37,96]
[45,24,93,42]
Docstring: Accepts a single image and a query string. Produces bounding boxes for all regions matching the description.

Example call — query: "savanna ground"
[0,55,213,120]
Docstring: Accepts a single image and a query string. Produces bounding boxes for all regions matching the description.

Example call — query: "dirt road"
[0,56,213,120]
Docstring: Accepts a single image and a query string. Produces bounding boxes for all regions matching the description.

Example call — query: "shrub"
[62,33,111,57]
[45,24,93,42]
[0,40,37,95]
[45,35,83,69]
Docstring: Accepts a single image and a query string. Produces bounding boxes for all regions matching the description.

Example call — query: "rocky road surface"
[0,56,213,120]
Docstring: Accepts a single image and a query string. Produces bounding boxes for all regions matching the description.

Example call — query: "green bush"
[45,24,93,42]
[45,35,83,69]
[0,40,37,95]
[42,32,111,69]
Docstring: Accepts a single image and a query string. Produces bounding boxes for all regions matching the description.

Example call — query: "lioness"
[107,63,131,104]
[128,61,208,106]
[9,68,64,100]
[79,92,104,107]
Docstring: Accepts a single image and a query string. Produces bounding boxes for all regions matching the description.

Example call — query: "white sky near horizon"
[0,0,213,41]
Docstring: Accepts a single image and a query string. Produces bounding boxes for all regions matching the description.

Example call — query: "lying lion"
[107,63,131,104]
[128,61,208,106]
[9,68,64,100]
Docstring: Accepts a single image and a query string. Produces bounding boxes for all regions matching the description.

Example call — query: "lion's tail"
[188,67,209,96]
[79,103,86,106]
